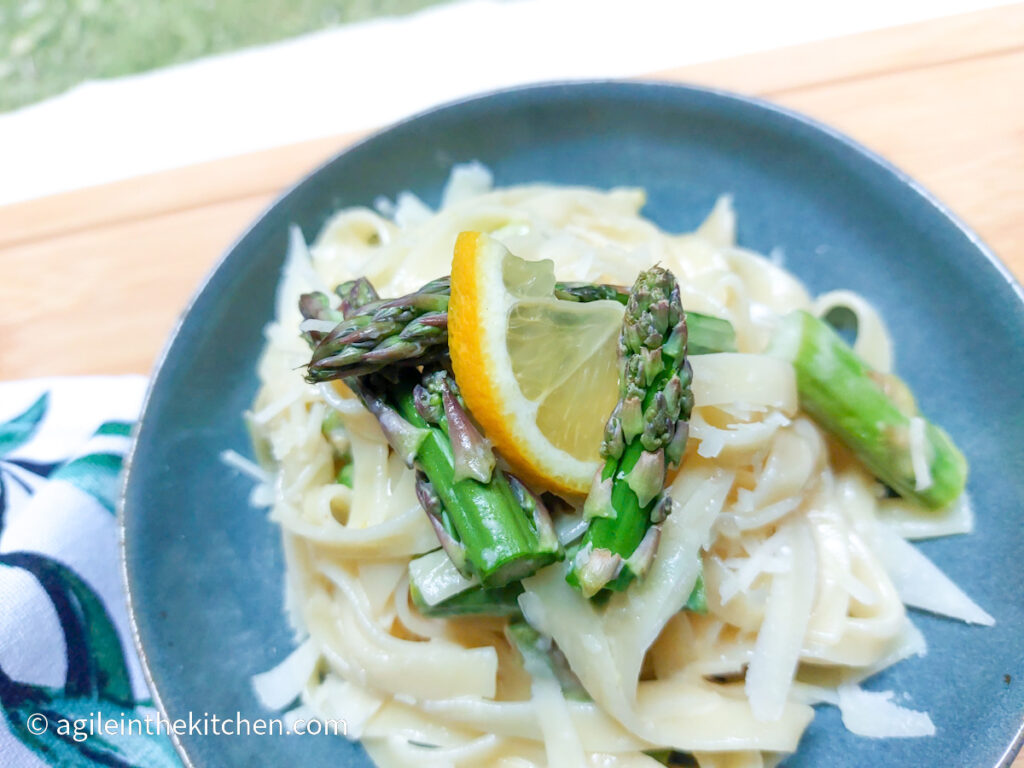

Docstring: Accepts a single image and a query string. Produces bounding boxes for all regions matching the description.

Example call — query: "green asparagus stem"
[683,312,737,356]
[644,751,699,767]
[683,570,707,614]
[321,409,355,487]
[770,310,967,509]
[305,277,737,381]
[567,267,695,598]
[410,579,523,618]
[391,369,562,586]
[408,550,523,616]
[336,463,353,488]
[506,621,589,700]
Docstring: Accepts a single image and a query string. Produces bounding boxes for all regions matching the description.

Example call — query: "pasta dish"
[235,164,993,768]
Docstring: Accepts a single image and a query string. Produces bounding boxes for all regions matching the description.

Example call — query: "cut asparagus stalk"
[409,547,476,604]
[409,549,524,617]
[389,369,562,586]
[683,569,707,614]
[410,579,524,618]
[683,312,737,355]
[567,267,695,598]
[770,310,967,509]
[644,750,699,767]
[506,621,589,701]
[305,277,737,381]
[335,463,353,488]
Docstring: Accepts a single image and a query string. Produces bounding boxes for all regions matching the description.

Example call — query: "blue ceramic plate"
[122,81,1024,767]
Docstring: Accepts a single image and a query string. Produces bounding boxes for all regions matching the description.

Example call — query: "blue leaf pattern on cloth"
[53,454,124,515]
[0,553,181,767]
[0,393,48,458]
[95,421,133,439]
[0,394,50,529]
[0,379,180,767]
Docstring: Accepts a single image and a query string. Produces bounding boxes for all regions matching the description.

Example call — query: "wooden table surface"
[0,5,1021,764]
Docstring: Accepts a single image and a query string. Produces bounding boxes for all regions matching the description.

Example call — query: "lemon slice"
[448,231,623,495]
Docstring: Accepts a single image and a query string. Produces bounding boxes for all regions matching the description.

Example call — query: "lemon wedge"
[448,231,622,495]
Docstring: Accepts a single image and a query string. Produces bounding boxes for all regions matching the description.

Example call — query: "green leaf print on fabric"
[53,453,124,514]
[0,393,48,458]
[95,421,133,438]
[0,552,181,768]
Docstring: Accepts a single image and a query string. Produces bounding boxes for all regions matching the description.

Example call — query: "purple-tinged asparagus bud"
[650,493,674,524]
[622,355,645,397]
[442,388,496,484]
[582,472,615,521]
[413,383,444,425]
[662,373,684,416]
[664,421,689,469]
[377,291,450,317]
[619,396,644,444]
[336,277,380,317]
[355,383,428,467]
[642,347,665,386]
[602,412,625,459]
[648,298,670,338]
[623,320,643,356]
[298,292,346,346]
[641,391,675,453]
[415,472,469,575]
[623,524,662,579]
[377,408,430,468]
[625,448,666,508]
[299,292,337,322]
[663,321,687,360]
[574,547,624,598]
[412,312,449,330]
[507,475,559,553]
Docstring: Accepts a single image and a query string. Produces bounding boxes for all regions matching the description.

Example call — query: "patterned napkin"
[0,377,180,767]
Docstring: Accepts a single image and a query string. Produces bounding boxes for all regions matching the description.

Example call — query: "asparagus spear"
[396,368,562,586]
[306,277,451,381]
[341,366,562,587]
[306,277,736,381]
[567,267,695,598]
[770,310,967,509]
[339,367,561,587]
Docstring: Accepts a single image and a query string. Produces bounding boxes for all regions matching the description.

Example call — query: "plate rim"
[118,78,1024,768]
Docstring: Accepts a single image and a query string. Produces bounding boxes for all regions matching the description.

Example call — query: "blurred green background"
[0,0,453,113]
